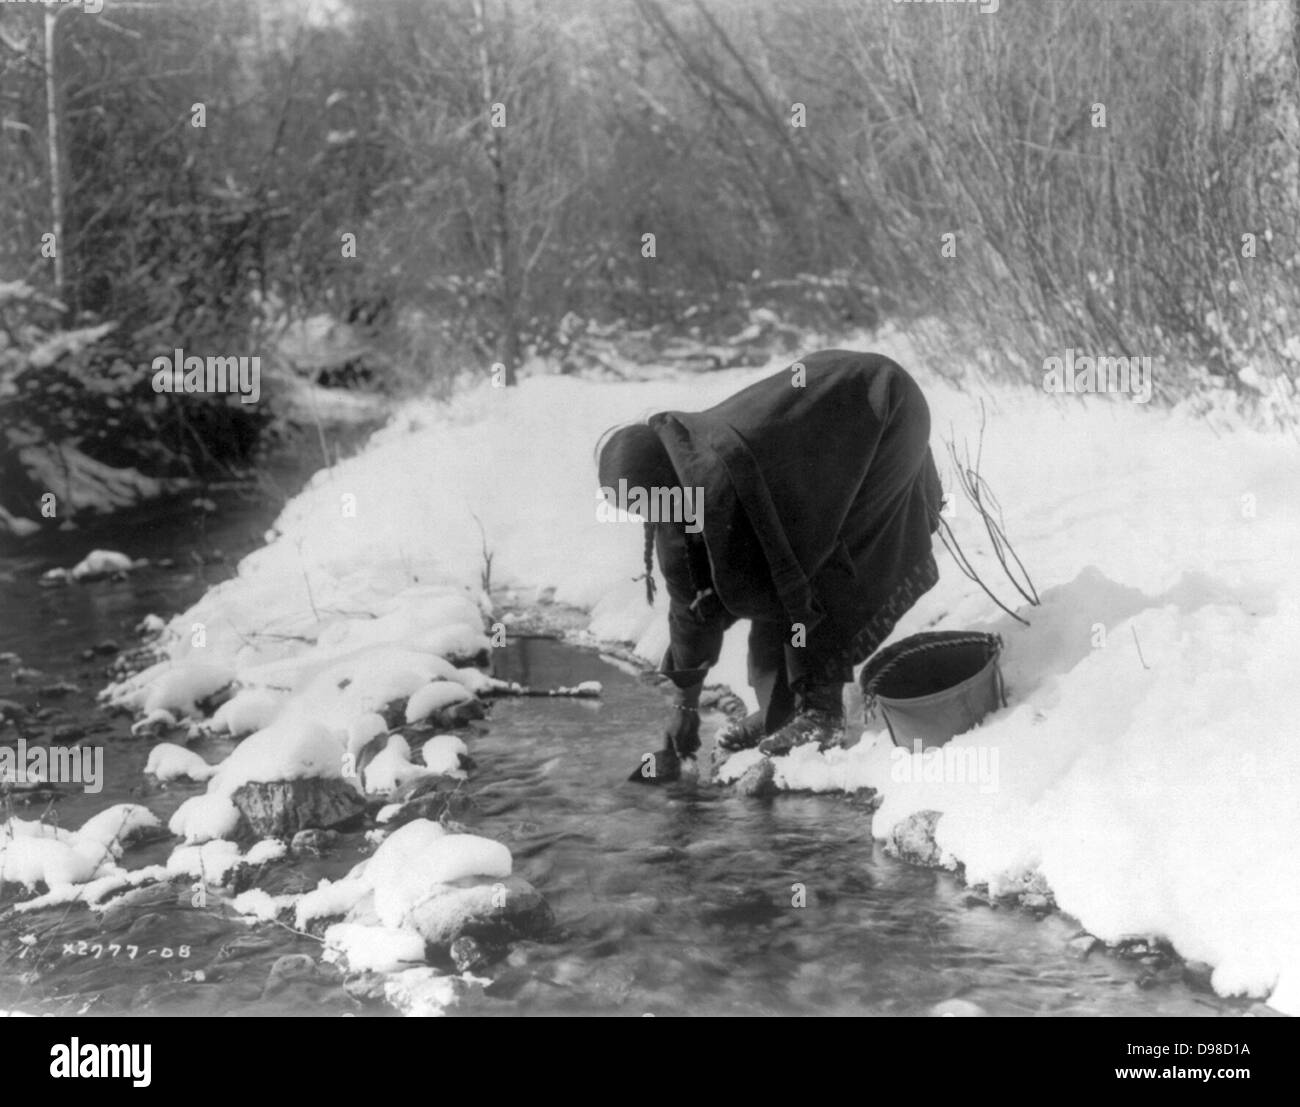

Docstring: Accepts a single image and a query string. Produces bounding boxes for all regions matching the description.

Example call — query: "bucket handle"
[862,632,1004,722]
[866,642,1008,743]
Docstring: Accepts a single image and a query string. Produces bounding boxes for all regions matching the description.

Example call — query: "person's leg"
[756,630,852,755]
[752,620,798,732]
[717,620,797,751]
[755,551,941,757]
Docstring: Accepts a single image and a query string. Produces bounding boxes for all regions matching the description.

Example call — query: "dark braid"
[641,521,658,606]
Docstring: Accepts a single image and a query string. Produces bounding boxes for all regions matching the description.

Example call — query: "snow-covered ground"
[9,322,1299,1015]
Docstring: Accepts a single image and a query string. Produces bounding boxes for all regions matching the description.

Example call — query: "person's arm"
[656,525,729,755]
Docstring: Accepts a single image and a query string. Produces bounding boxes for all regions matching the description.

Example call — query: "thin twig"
[295,538,320,624]
[1131,625,1150,670]
[499,685,602,699]
[468,510,494,595]
[937,518,1029,626]
[941,413,1041,617]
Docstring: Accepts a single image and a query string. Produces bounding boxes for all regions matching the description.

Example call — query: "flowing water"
[0,469,1244,1018]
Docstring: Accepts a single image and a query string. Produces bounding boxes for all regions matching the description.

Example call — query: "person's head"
[596,423,680,606]
[596,423,680,510]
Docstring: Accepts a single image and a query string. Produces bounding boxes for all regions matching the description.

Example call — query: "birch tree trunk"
[472,0,520,387]
[43,6,66,311]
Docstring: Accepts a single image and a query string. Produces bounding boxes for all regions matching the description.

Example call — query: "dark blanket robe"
[648,350,943,656]
[646,350,943,731]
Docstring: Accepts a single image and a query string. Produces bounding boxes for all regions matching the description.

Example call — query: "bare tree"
[472,0,520,385]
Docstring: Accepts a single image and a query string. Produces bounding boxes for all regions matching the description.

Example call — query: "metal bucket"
[859,631,1006,749]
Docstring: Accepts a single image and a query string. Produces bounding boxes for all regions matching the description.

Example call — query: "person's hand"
[665,704,701,759]
[627,688,701,784]
[627,715,694,784]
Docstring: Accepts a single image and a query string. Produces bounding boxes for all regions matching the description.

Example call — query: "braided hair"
[641,521,657,607]
[597,422,677,609]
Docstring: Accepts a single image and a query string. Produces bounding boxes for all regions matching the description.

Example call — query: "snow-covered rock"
[145,742,217,783]
[884,810,949,868]
[74,804,163,854]
[323,923,426,973]
[232,889,297,921]
[296,877,371,930]
[109,660,233,719]
[244,838,289,865]
[404,680,472,725]
[0,834,106,889]
[361,734,430,796]
[209,717,347,793]
[165,839,244,884]
[38,549,145,583]
[420,734,469,776]
[72,550,140,580]
[231,778,366,839]
[168,792,241,843]
[399,875,553,947]
[367,825,511,929]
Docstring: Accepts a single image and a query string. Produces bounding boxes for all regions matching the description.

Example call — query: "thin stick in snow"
[1131,625,1151,670]
[295,538,320,624]
[469,510,494,595]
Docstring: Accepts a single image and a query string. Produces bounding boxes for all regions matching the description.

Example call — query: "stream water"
[0,462,1245,1017]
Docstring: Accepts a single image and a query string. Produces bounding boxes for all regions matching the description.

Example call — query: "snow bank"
[92,323,1300,1013]
[103,588,494,843]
